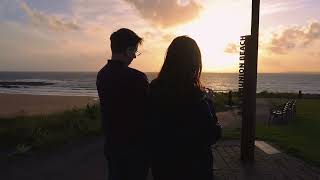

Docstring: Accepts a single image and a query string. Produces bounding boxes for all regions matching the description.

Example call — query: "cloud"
[305,21,320,44]
[70,0,152,37]
[224,43,239,54]
[267,21,320,54]
[261,0,310,15]
[310,51,320,57]
[124,0,202,28]
[223,20,320,55]
[20,1,80,32]
[143,30,176,42]
[1,0,171,72]
[0,20,107,71]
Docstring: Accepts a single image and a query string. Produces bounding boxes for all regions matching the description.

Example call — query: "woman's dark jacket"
[148,79,221,180]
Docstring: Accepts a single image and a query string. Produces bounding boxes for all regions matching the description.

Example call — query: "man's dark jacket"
[96,60,149,156]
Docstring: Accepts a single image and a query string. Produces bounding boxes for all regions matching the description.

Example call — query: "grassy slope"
[0,104,101,150]
[0,92,231,151]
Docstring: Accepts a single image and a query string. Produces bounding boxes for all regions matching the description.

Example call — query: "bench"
[268,99,296,125]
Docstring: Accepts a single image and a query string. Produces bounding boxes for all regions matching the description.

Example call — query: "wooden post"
[298,90,302,99]
[228,91,233,106]
[240,0,260,162]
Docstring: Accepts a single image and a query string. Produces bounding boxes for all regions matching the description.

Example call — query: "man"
[96,28,149,180]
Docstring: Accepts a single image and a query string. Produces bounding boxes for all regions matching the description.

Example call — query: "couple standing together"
[96,28,222,180]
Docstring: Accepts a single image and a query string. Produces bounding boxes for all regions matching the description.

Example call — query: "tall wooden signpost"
[239,0,260,162]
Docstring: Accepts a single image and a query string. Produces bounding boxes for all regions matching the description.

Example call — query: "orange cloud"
[224,21,320,55]
[267,21,320,54]
[124,0,202,28]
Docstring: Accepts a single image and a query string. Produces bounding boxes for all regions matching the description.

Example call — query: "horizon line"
[0,70,320,74]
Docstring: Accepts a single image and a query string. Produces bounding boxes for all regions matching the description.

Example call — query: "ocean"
[0,72,319,97]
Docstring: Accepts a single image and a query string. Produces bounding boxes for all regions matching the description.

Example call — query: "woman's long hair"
[157,36,203,96]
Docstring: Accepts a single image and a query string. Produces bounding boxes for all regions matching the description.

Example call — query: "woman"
[149,36,221,180]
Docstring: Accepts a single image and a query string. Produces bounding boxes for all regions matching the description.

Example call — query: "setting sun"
[174,1,251,72]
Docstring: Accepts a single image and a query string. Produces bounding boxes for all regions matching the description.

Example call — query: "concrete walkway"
[217,108,241,129]
[216,98,273,129]
[2,138,320,180]
[1,137,106,180]
[213,140,320,180]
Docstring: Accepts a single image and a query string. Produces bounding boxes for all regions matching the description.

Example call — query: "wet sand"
[0,93,97,118]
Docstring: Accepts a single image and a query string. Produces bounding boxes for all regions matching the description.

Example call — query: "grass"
[211,92,240,112]
[256,99,320,166]
[0,92,231,152]
[257,90,320,99]
[0,104,101,151]
[222,128,241,140]
[223,99,320,167]
[2,92,319,166]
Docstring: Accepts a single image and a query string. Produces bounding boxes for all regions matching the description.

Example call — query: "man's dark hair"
[110,28,143,53]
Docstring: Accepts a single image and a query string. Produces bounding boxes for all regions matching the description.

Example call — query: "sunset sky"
[0,0,319,73]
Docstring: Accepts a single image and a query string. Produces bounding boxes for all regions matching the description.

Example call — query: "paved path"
[216,98,273,129]
[256,98,273,124]
[1,137,106,180]
[217,108,241,129]
[213,140,320,180]
[2,138,320,180]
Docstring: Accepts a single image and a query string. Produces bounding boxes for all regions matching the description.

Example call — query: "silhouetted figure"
[96,28,149,180]
[149,36,222,180]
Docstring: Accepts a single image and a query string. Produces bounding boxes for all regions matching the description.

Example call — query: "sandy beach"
[0,93,98,118]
